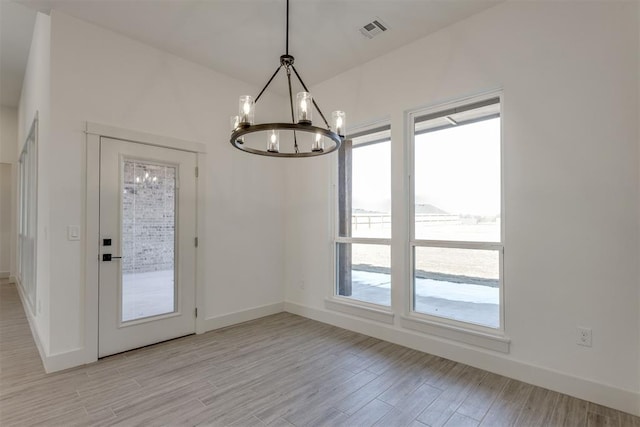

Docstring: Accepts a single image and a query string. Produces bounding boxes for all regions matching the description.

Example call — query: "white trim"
[332,119,394,315]
[14,278,47,370]
[325,297,395,324]
[412,240,502,250]
[335,237,392,245]
[407,89,506,336]
[0,271,9,279]
[85,122,207,154]
[84,133,100,365]
[13,283,89,373]
[42,348,87,373]
[400,315,509,353]
[201,302,284,331]
[284,301,640,417]
[84,124,207,365]
[195,153,207,334]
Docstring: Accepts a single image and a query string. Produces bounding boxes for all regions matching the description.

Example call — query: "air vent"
[359,17,388,39]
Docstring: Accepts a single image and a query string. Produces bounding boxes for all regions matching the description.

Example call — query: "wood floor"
[1,280,638,427]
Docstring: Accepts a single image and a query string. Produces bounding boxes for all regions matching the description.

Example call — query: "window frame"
[407,92,506,336]
[17,113,39,314]
[332,121,393,312]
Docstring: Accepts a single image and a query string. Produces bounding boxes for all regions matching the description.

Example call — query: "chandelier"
[230,0,345,157]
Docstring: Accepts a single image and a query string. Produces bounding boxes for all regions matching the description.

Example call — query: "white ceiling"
[1,0,503,107]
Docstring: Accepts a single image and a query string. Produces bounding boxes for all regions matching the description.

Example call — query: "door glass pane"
[336,242,391,306]
[121,160,176,322]
[413,247,500,328]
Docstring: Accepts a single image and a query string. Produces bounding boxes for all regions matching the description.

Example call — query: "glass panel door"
[99,137,196,358]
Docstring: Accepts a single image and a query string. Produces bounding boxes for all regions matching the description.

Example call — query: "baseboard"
[202,302,285,332]
[0,271,9,279]
[45,302,286,372]
[14,280,48,371]
[42,347,89,373]
[284,301,640,417]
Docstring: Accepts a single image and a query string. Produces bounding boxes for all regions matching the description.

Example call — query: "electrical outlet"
[298,280,305,290]
[577,327,592,347]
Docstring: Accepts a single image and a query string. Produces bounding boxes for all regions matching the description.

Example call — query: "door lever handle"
[102,254,122,262]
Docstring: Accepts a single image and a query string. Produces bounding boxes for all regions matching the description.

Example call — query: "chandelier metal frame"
[229,0,344,157]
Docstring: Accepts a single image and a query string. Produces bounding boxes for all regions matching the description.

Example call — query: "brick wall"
[122,161,176,274]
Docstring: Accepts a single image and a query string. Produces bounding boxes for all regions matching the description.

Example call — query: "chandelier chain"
[286,0,290,55]
[255,66,282,104]
[285,66,300,152]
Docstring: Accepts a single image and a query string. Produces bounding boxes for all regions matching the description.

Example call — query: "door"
[99,137,197,357]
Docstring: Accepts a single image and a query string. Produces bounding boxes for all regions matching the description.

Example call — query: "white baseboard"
[0,271,9,279]
[42,347,90,373]
[14,280,48,371]
[43,302,287,372]
[201,302,285,332]
[14,280,86,373]
[43,302,286,372]
[284,301,640,417]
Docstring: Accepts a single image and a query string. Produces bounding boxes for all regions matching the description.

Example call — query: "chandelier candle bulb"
[267,130,280,153]
[239,95,255,125]
[312,133,324,152]
[332,111,345,136]
[296,92,313,124]
[231,115,244,144]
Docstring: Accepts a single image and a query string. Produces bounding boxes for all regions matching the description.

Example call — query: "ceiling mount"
[230,0,345,158]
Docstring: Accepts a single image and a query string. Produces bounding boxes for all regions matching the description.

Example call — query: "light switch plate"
[67,225,80,241]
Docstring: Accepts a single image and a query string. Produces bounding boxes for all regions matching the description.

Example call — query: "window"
[336,124,391,307]
[411,97,503,330]
[18,115,38,313]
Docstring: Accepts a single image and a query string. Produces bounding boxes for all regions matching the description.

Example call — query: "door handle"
[102,254,122,262]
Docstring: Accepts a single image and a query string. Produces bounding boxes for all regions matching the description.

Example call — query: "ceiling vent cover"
[359,17,388,39]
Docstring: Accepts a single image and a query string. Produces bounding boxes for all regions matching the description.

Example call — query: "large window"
[336,125,391,306]
[411,97,503,330]
[18,115,38,313]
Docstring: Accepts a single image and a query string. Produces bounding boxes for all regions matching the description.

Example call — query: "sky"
[352,118,500,216]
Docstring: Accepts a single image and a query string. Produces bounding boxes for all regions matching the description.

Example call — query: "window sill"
[324,297,395,324]
[400,315,510,353]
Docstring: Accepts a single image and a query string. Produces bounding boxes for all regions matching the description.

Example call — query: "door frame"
[84,122,207,364]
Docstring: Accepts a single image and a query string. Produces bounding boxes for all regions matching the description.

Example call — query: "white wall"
[637,2,640,412]
[46,11,286,358]
[18,12,51,355]
[0,106,18,279]
[0,164,11,276]
[284,0,640,414]
[0,106,18,162]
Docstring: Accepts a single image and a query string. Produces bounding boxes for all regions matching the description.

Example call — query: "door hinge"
[195,167,199,178]
[195,237,198,248]
[195,307,198,318]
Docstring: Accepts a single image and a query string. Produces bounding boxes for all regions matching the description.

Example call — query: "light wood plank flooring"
[1,280,638,426]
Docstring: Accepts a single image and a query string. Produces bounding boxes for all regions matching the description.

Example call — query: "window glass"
[337,125,391,307]
[412,97,503,330]
[336,243,390,306]
[414,112,500,242]
[339,128,391,239]
[414,247,500,328]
